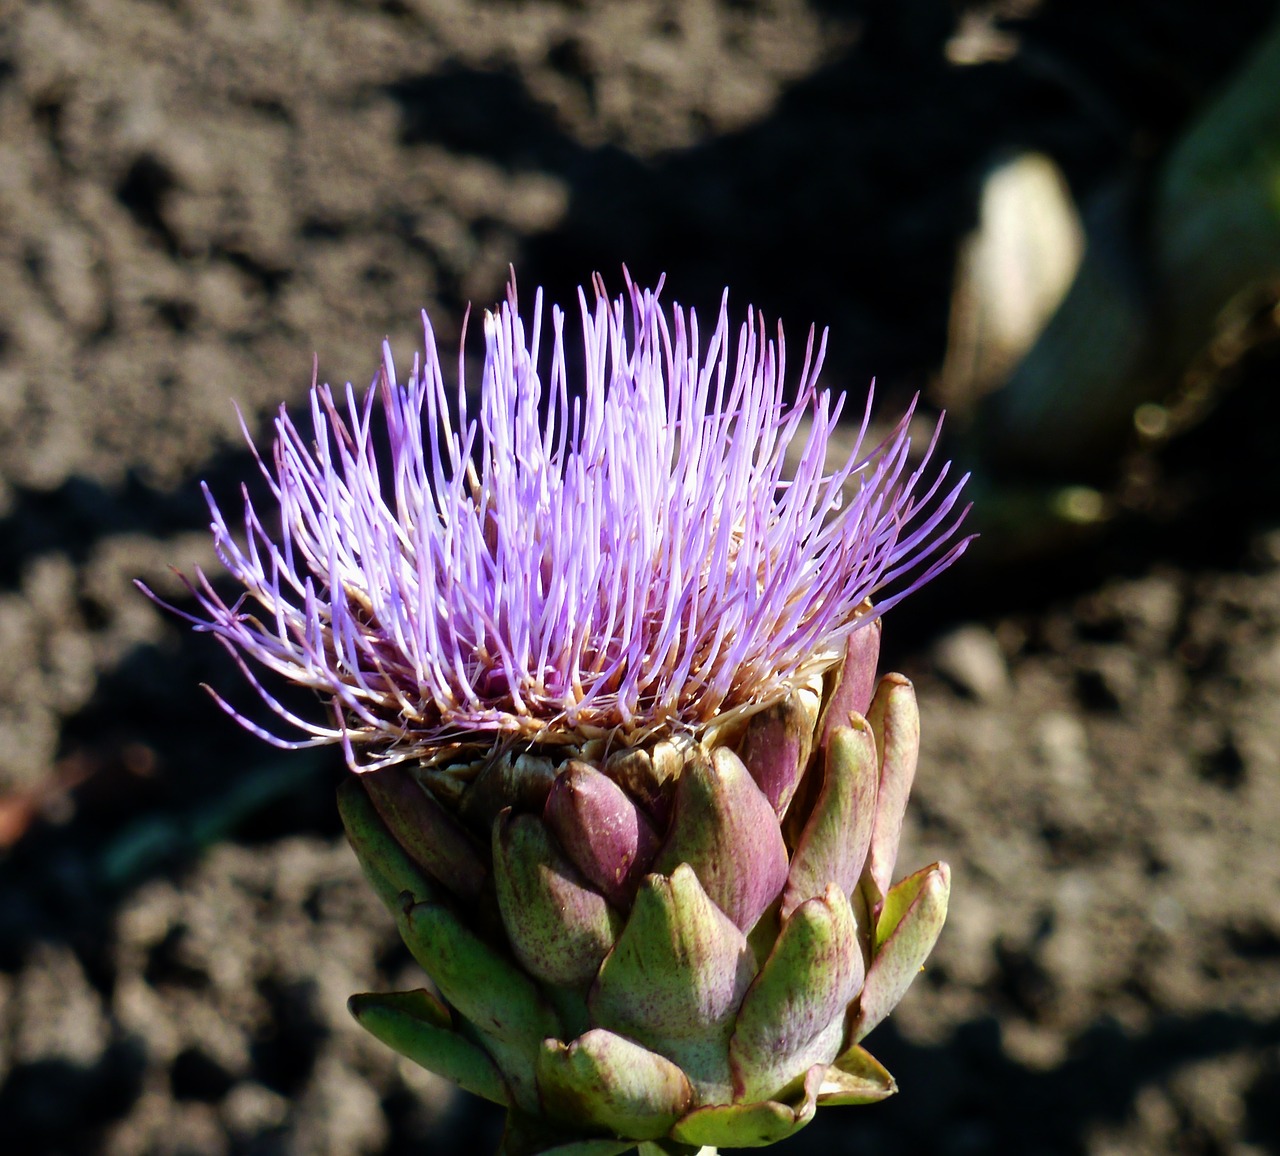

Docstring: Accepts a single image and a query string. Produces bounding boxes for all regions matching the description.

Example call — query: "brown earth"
[1,1,1279,1154]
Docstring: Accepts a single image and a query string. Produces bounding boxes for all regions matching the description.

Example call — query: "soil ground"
[1,2,1279,1154]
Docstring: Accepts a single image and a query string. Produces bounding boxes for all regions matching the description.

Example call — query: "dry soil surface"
[1,2,1279,1155]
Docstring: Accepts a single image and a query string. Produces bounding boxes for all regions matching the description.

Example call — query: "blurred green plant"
[946,16,1280,558]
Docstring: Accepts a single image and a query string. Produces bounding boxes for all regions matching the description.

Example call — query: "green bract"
[342,622,949,1155]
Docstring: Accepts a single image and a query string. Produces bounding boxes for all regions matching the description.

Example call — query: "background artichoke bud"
[341,627,949,1154]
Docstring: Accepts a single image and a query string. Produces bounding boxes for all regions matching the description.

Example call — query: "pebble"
[933,624,1010,701]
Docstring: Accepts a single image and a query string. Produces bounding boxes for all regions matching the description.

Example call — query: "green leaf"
[854,862,950,1042]
[537,1029,694,1141]
[591,864,756,1100]
[493,811,622,988]
[348,989,508,1105]
[735,688,819,818]
[730,884,863,1103]
[653,747,789,934]
[362,766,487,899]
[399,899,559,1112]
[816,1044,897,1105]
[782,721,878,917]
[669,1064,822,1148]
[337,777,442,914]
[874,861,935,949]
[817,614,882,746]
[863,675,920,902]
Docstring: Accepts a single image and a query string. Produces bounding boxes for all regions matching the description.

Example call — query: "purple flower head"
[150,272,971,770]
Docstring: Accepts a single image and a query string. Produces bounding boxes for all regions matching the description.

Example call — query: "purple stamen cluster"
[150,273,970,769]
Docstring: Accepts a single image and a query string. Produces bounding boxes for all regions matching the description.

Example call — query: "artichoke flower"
[150,273,970,1155]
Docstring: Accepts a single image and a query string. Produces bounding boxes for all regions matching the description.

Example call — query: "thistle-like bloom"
[161,273,968,767]
[152,273,972,1156]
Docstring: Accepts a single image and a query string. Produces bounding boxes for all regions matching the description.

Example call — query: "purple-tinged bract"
[155,273,970,769]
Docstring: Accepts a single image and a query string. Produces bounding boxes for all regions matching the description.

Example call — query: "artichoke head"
[341,620,949,1155]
